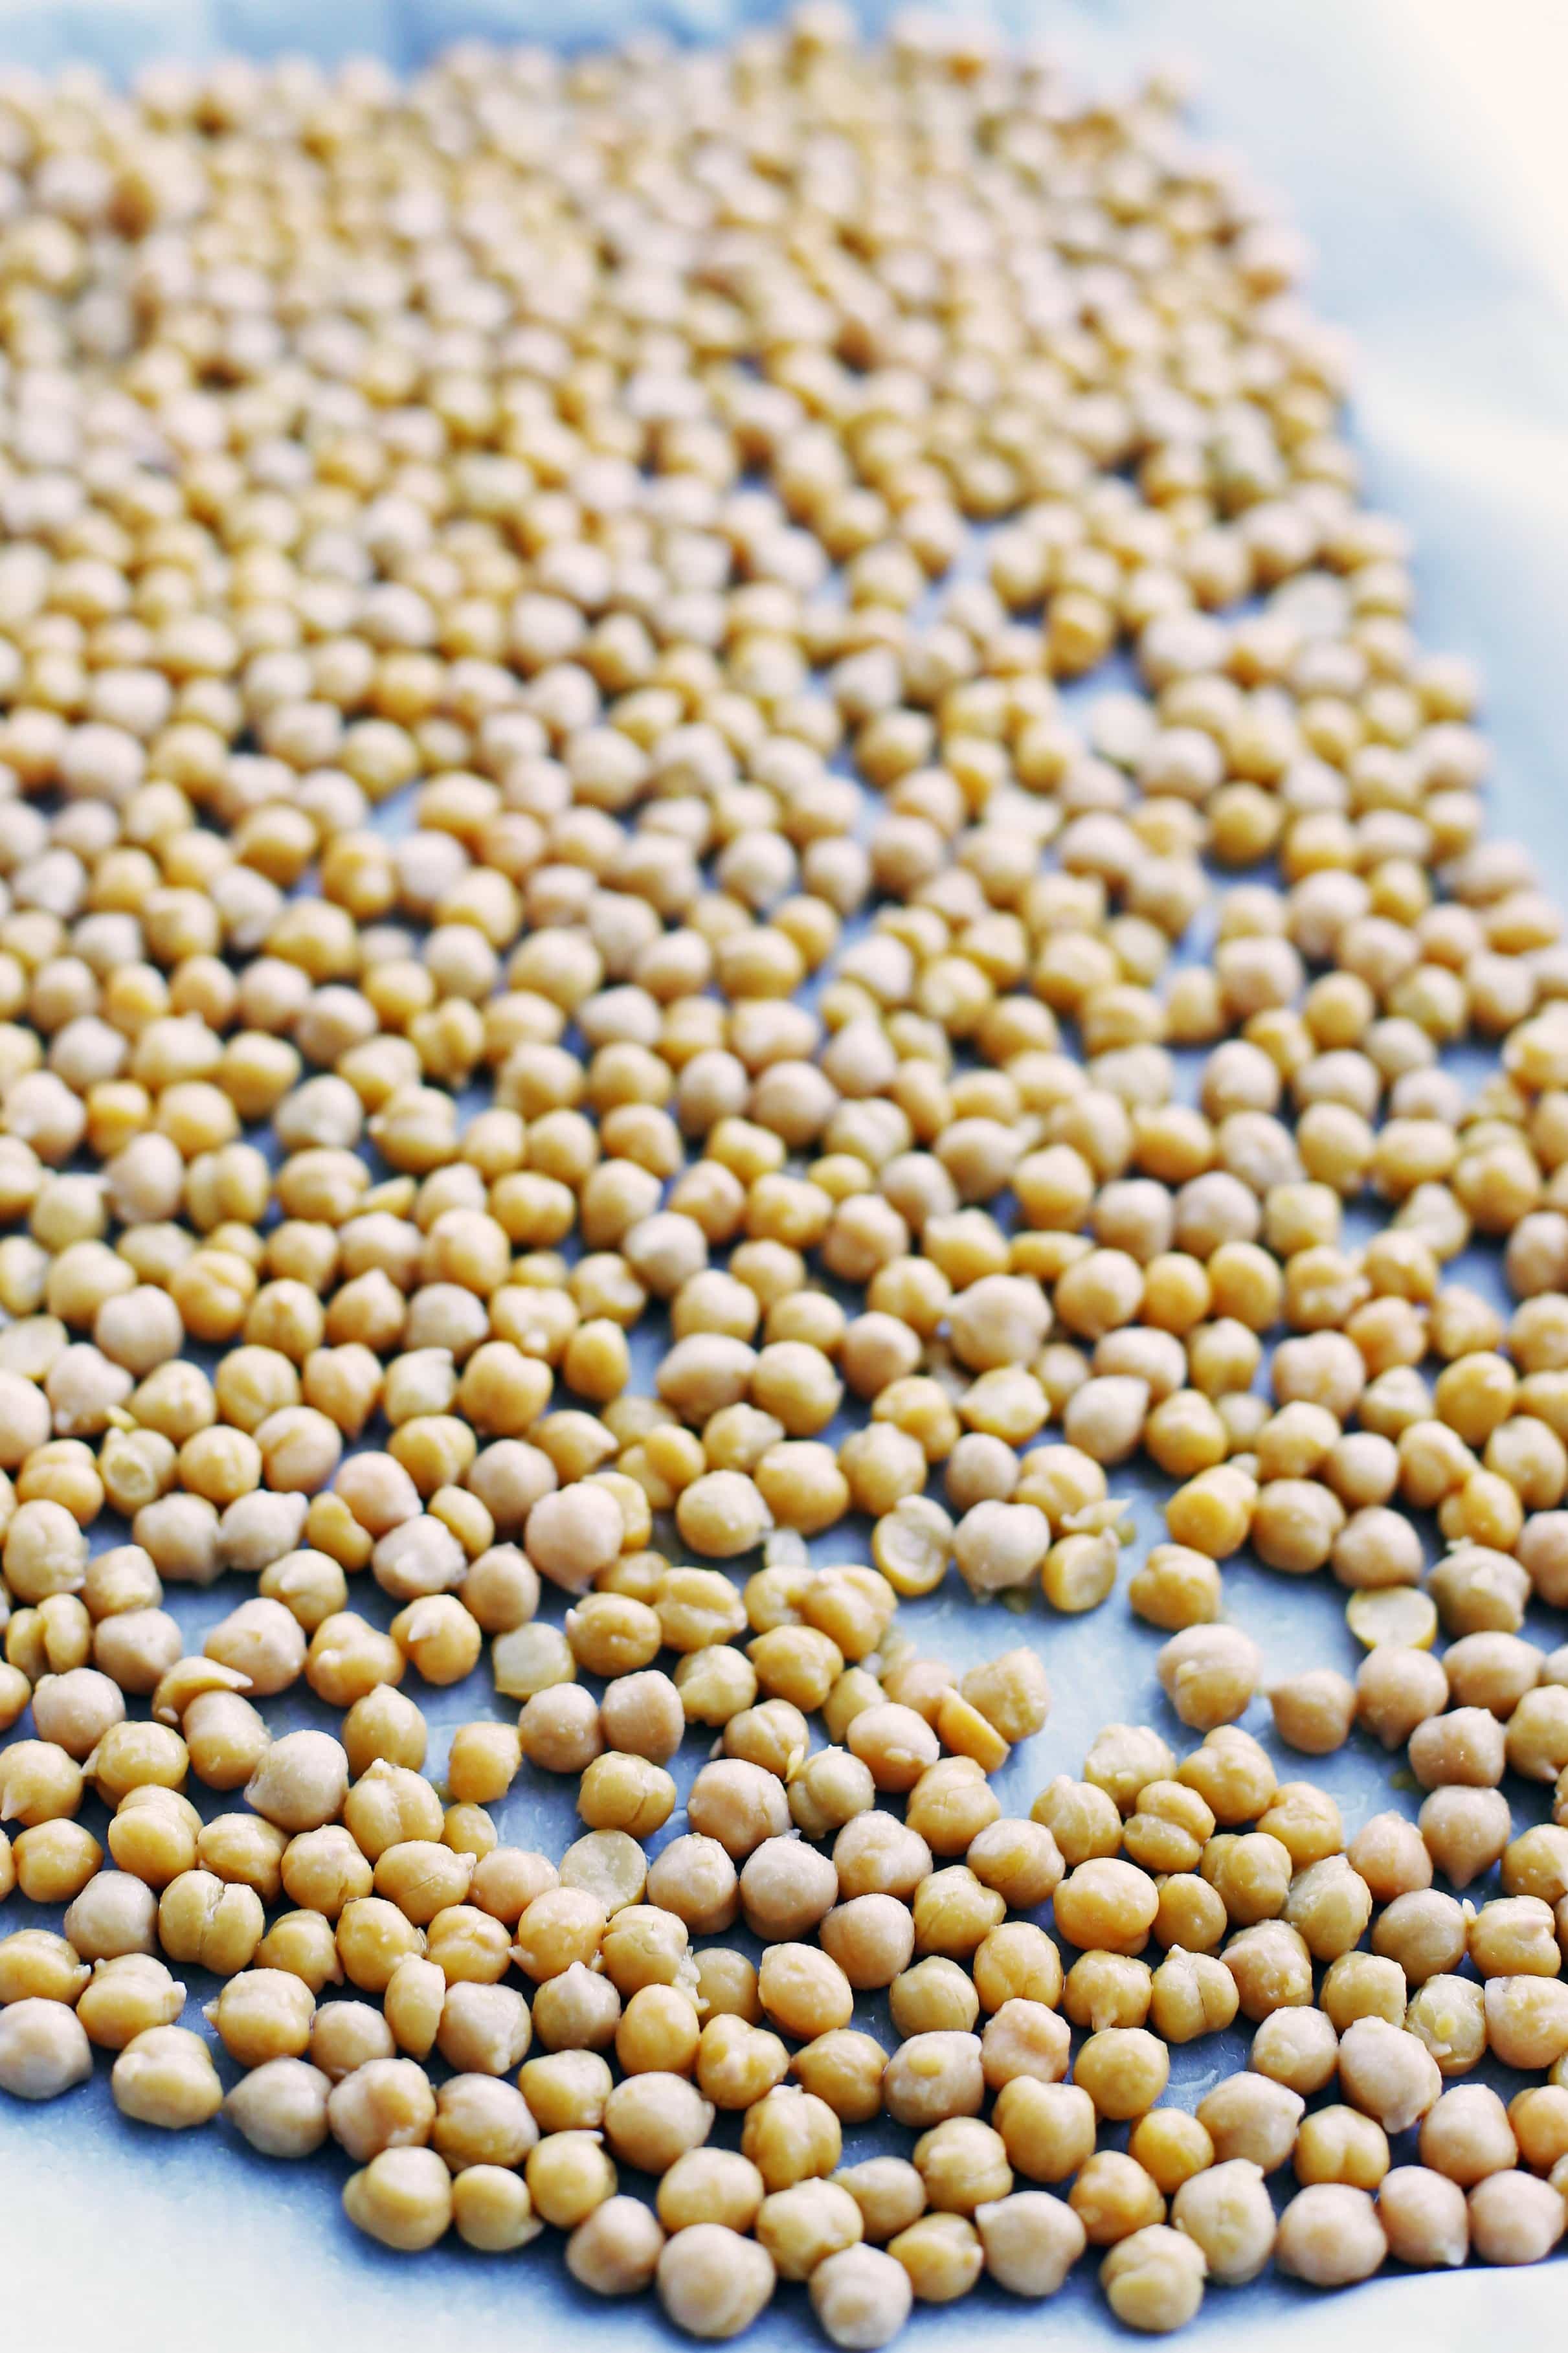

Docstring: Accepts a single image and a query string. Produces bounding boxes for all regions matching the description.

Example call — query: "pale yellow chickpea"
[1156,1625,1262,1730]
[886,2211,984,2304]
[811,2243,914,2347]
[1099,2224,1206,2332]
[1275,2183,1388,2286]
[1066,2149,1167,2249]
[1420,1784,1512,1887]
[1170,2157,1275,2284]
[656,2223,776,2339]
[566,2194,667,2297]
[1129,1542,1223,1630]
[111,2025,224,2131]
[77,1955,186,2052]
[1196,2074,1305,2172]
[343,2147,453,2252]
[1356,1646,1450,1749]
[1054,1859,1159,1955]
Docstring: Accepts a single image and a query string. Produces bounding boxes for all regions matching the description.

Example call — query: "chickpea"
[656,2225,776,2340]
[1156,1625,1260,1728]
[1196,2075,1305,2172]
[0,1999,93,2102]
[1054,1859,1159,1954]
[1338,2014,1442,2132]
[111,2026,223,2132]
[1170,2158,1275,2284]
[1099,2224,1206,2333]
[0,49,1551,2323]
[566,2196,667,2298]
[886,2212,984,2304]
[741,2086,842,2190]
[343,2148,453,2253]
[1485,1976,1568,2069]
[811,2244,914,2348]
[1126,2112,1215,2199]
[1467,2172,1565,2264]
[1378,2164,1470,2268]
[225,2057,334,2168]
[1275,2184,1387,2286]
[1420,1784,1512,1887]
[1070,2152,1167,2247]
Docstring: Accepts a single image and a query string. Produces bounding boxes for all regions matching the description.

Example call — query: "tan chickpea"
[1116,2115,1210,2206]
[1420,1784,1512,1887]
[1486,1976,1568,2069]
[980,1997,1071,2095]
[1030,1777,1123,1864]
[1274,2184,1388,2286]
[653,2223,775,2339]
[1099,2224,1206,2332]
[1377,2164,1470,2268]
[526,1960,619,2056]
[890,1958,980,2041]
[1510,2083,1568,2174]
[965,1818,1064,1913]
[871,2029,981,2134]
[342,2147,453,2253]
[1293,2103,1390,2190]
[1130,1544,1222,1630]
[206,1968,316,2069]
[1336,2014,1443,2132]
[431,1975,530,2077]
[1062,1953,1147,2043]
[1165,2157,1274,2286]
[1413,2082,1517,2187]
[245,1729,349,1832]
[76,1955,186,2051]
[1467,2170,1566,2264]
[613,1982,700,2078]
[61,1871,157,1963]
[1054,1859,1159,1954]
[1076,2027,1170,2121]
[1196,2075,1305,2172]
[106,1786,200,1890]
[0,1999,93,2102]
[561,2192,666,2297]
[1067,2150,1167,2249]
[651,2146,763,2242]
[111,2026,223,2132]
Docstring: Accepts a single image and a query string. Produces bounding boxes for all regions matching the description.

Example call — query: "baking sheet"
[2,3,1568,2347]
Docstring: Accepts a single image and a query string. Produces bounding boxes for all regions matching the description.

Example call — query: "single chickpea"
[1069,2151,1167,2247]
[1468,2170,1565,2265]
[1196,2074,1305,2172]
[1274,2183,1387,2286]
[1169,2156,1276,2284]
[0,1999,93,2102]
[1378,2162,1470,2268]
[111,2025,223,2132]
[1099,2224,1207,2333]
[342,2146,454,2253]
[566,2196,667,2297]
[811,2244,914,2348]
[1338,2014,1443,2132]
[656,2224,776,2340]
